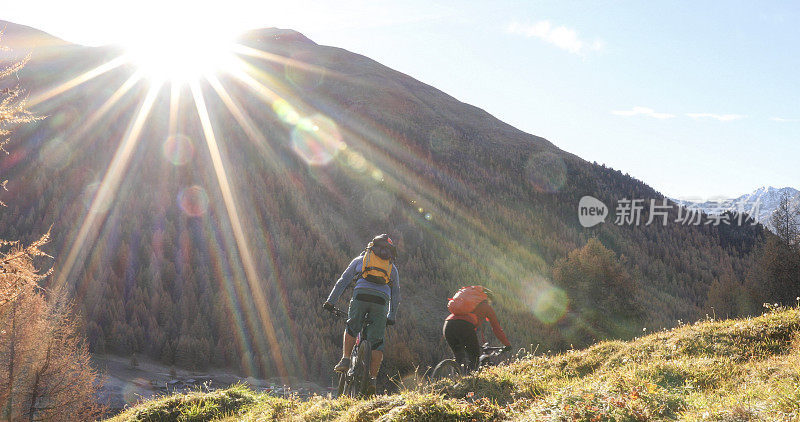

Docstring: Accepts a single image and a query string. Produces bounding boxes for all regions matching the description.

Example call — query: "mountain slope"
[0,22,767,385]
[0,20,70,52]
[109,306,800,421]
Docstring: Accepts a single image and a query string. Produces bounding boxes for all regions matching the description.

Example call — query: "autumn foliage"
[0,40,102,420]
[0,286,103,421]
[0,38,49,308]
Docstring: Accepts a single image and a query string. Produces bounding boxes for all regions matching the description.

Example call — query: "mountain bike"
[325,305,374,398]
[431,343,508,380]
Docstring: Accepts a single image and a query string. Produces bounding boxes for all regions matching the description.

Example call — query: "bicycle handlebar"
[324,305,389,329]
[481,342,508,353]
[325,305,348,319]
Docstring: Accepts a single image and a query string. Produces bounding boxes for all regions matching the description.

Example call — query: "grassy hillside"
[109,305,800,421]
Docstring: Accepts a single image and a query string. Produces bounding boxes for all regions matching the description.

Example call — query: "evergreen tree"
[552,238,643,343]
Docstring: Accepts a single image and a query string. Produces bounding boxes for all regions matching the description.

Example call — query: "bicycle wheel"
[431,359,462,380]
[346,340,372,397]
[358,340,372,396]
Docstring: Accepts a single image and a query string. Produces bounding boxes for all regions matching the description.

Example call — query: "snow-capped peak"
[671,186,800,232]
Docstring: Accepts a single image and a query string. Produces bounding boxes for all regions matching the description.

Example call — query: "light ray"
[202,216,258,375]
[48,73,143,295]
[189,80,288,379]
[228,63,282,104]
[168,81,181,136]
[168,142,261,376]
[64,72,144,144]
[213,68,356,256]
[28,55,128,108]
[207,75,312,379]
[206,73,318,248]
[52,83,161,293]
[233,44,339,79]
[206,76,283,170]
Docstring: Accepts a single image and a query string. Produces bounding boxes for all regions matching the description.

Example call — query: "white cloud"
[770,117,799,122]
[686,113,746,122]
[507,21,603,55]
[612,106,675,119]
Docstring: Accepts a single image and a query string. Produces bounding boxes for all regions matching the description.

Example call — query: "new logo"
[578,196,608,227]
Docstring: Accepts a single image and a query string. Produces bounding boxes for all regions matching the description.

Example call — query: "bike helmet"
[369,233,396,260]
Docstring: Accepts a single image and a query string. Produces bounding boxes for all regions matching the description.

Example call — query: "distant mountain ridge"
[673,186,800,231]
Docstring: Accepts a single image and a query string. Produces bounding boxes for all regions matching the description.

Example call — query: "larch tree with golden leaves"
[0,36,50,310]
[0,38,103,420]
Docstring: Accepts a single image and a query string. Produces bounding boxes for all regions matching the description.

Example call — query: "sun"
[122,15,240,83]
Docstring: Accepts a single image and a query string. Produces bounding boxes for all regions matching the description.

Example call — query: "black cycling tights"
[443,319,479,371]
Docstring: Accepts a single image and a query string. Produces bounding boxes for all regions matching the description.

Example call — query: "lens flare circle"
[162,134,195,166]
[122,380,148,405]
[178,185,209,217]
[49,106,79,131]
[272,99,300,125]
[345,150,367,172]
[428,125,459,156]
[290,114,344,166]
[83,181,112,214]
[363,188,394,220]
[533,286,568,324]
[284,51,326,90]
[40,137,72,170]
[525,151,567,193]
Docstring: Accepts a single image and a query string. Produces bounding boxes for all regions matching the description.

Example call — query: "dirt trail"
[93,354,328,415]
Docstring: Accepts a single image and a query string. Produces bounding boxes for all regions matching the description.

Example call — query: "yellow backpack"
[355,235,396,285]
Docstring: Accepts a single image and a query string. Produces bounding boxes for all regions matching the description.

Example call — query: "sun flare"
[122,17,240,83]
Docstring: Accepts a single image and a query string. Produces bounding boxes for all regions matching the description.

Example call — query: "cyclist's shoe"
[334,357,350,373]
[365,377,377,396]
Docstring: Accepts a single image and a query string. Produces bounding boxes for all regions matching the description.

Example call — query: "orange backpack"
[354,236,395,285]
[447,286,488,324]
[358,248,393,285]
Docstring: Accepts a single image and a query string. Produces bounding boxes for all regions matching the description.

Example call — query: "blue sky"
[5,0,799,198]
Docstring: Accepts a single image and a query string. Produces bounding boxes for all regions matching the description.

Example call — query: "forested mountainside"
[1,21,767,383]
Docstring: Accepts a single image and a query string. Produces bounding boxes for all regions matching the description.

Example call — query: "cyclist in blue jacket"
[323,234,400,394]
